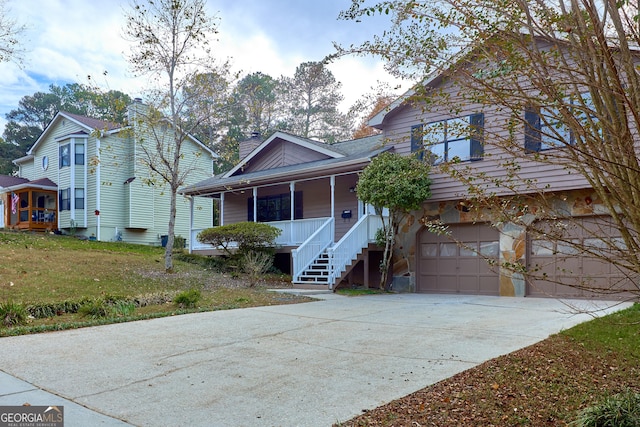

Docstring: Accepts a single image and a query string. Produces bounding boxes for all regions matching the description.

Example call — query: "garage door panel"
[418,223,499,295]
[527,216,633,298]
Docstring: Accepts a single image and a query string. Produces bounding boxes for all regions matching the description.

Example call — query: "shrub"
[79,299,111,319]
[241,250,274,286]
[0,301,28,327]
[174,289,201,308]
[197,222,281,256]
[572,390,640,427]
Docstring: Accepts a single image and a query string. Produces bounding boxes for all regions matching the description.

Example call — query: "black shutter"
[524,107,541,153]
[469,113,484,160]
[411,124,424,160]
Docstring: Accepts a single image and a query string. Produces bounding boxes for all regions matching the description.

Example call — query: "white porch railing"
[291,217,334,282]
[326,214,385,287]
[189,217,331,253]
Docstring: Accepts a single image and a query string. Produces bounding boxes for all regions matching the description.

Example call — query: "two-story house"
[181,47,636,300]
[1,101,216,246]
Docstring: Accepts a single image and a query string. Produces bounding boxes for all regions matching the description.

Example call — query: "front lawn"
[0,230,311,336]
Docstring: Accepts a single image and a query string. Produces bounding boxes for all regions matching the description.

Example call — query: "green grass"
[0,230,311,336]
[336,288,387,296]
[563,303,640,360]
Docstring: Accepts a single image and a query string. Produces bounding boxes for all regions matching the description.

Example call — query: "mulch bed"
[337,334,639,426]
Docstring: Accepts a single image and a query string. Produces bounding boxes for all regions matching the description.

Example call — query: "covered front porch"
[3,178,58,232]
[185,172,384,288]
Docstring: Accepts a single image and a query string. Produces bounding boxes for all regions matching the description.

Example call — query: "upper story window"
[411,113,484,164]
[59,144,70,167]
[75,142,85,165]
[525,92,599,153]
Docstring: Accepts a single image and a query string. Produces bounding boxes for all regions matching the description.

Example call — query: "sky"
[0,0,407,135]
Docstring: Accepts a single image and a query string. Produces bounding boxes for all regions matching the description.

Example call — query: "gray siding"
[382,88,591,202]
[244,139,330,173]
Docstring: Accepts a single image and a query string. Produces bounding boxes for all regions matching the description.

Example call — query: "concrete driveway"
[0,293,629,426]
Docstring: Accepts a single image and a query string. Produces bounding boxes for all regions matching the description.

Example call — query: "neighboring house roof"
[181,134,388,196]
[23,109,217,160]
[0,176,57,192]
[0,175,29,188]
[62,111,121,132]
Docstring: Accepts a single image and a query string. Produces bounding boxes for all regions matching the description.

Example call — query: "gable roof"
[224,131,346,178]
[23,109,217,160]
[181,134,388,196]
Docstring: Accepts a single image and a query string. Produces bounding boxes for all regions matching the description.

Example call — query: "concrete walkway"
[0,293,629,427]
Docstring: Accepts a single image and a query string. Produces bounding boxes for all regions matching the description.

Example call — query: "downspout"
[188,195,194,254]
[83,139,87,228]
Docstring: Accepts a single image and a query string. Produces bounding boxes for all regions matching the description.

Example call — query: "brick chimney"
[239,131,262,159]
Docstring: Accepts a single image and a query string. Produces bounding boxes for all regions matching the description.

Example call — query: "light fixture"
[349,187,355,193]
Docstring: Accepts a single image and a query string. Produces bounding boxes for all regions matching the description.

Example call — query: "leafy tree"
[233,72,279,136]
[357,152,431,290]
[123,0,223,272]
[339,0,640,297]
[278,61,353,142]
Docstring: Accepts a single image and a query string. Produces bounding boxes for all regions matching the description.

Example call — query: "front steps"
[294,252,332,285]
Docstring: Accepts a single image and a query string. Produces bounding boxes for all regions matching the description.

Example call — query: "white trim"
[220,192,225,225]
[252,187,257,222]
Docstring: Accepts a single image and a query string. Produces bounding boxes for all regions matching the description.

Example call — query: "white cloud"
[0,0,407,137]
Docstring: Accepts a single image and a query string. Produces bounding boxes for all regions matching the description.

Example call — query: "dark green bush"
[197,222,281,256]
[572,390,640,427]
[174,289,201,308]
[0,301,28,327]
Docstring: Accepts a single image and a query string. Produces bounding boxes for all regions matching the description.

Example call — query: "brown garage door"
[417,223,500,295]
[527,216,634,298]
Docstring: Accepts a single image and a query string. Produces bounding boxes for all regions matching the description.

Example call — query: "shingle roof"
[61,111,121,131]
[181,134,388,196]
[0,175,29,188]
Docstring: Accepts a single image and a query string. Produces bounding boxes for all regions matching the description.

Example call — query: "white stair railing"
[326,214,385,288]
[291,217,334,282]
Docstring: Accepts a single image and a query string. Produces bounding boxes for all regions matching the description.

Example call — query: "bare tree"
[337,0,640,298]
[0,0,24,64]
[123,0,223,272]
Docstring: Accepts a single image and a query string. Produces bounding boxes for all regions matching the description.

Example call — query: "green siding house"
[3,101,216,246]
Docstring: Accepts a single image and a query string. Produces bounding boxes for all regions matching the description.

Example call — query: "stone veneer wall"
[390,188,608,296]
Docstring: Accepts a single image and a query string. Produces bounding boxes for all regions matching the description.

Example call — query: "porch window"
[75,188,85,209]
[59,188,70,211]
[248,191,303,222]
[75,143,85,165]
[59,144,70,167]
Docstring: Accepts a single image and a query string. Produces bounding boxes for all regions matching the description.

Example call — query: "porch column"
[253,187,258,222]
[290,181,295,243]
[330,175,335,240]
[96,138,101,240]
[220,192,225,226]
